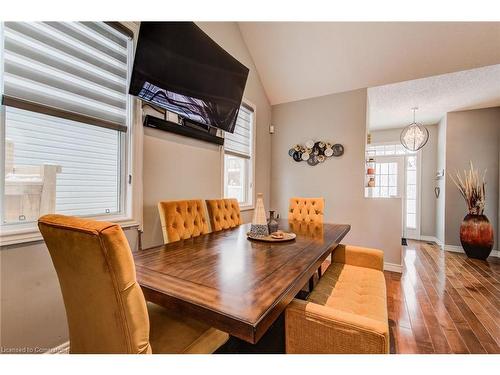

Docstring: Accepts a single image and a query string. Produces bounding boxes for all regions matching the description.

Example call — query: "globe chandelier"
[400,107,429,151]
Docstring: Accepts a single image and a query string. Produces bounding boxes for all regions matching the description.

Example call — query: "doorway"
[365,143,421,240]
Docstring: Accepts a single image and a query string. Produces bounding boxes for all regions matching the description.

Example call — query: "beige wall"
[271,88,402,265]
[0,228,139,351]
[370,125,438,237]
[444,107,500,248]
[142,22,272,249]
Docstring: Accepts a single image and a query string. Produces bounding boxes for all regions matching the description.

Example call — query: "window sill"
[363,196,402,200]
[239,204,255,212]
[0,217,140,247]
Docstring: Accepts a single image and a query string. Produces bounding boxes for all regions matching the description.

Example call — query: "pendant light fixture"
[400,107,429,151]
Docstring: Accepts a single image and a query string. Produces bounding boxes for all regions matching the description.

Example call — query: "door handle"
[434,186,440,198]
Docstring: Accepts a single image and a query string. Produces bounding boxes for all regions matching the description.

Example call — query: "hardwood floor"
[220,240,500,354]
[386,240,500,354]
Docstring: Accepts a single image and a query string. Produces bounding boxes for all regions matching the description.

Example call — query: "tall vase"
[460,214,494,260]
[250,193,269,237]
[267,210,279,233]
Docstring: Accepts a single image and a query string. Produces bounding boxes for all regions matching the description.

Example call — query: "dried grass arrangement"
[450,161,487,215]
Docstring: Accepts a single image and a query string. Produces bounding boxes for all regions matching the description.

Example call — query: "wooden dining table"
[134,219,350,344]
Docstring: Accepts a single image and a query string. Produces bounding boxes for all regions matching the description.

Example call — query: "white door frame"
[403,151,422,240]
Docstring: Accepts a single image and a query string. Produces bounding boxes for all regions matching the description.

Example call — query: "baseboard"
[44,341,69,354]
[419,235,439,243]
[384,262,403,273]
[434,237,444,248]
[444,245,499,258]
[406,235,444,249]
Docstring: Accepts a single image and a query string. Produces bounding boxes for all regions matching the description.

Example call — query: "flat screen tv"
[129,22,249,134]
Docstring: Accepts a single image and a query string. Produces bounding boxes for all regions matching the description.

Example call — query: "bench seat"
[285,245,390,354]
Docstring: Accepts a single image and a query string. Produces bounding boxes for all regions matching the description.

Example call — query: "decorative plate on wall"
[332,144,344,157]
[288,139,344,166]
[307,155,319,166]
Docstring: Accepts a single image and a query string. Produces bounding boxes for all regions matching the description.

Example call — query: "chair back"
[157,200,209,243]
[38,214,151,354]
[288,197,325,224]
[206,199,242,231]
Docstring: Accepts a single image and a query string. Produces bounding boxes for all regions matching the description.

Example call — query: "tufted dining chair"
[38,214,228,354]
[289,197,325,291]
[157,200,210,244]
[205,199,242,232]
[288,197,325,224]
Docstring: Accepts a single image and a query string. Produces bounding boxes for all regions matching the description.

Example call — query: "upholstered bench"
[285,245,389,354]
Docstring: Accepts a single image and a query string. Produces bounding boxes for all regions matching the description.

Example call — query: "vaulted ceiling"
[238,22,500,105]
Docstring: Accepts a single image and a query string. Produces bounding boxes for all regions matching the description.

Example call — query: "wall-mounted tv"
[129,22,249,134]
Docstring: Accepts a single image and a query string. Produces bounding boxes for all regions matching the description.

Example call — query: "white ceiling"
[368,64,500,130]
[238,22,500,105]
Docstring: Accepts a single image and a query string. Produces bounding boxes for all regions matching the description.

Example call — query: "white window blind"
[224,104,253,158]
[2,21,130,131]
[1,22,133,229]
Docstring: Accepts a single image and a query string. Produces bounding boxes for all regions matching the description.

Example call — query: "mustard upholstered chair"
[38,214,228,354]
[205,198,242,231]
[157,199,210,244]
[289,197,325,286]
[288,197,324,224]
[285,245,389,354]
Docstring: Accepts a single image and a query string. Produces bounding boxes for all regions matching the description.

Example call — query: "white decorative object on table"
[249,193,269,237]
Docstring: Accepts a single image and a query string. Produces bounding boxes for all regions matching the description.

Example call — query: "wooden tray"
[247,232,296,242]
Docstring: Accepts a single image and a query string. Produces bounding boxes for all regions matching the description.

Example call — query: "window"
[366,143,416,157]
[370,161,399,198]
[1,22,133,232]
[223,103,254,208]
[406,155,418,229]
[365,142,416,198]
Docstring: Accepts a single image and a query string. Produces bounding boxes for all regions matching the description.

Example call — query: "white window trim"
[366,156,404,199]
[0,23,142,246]
[0,104,142,247]
[364,141,418,200]
[366,141,418,155]
[221,98,256,211]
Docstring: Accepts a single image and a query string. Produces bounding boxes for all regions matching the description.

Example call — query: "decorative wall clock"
[288,140,344,166]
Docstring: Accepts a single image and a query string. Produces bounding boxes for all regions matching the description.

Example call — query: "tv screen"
[129,22,249,133]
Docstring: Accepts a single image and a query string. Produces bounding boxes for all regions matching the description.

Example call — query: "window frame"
[0,22,139,246]
[222,98,256,211]
[403,151,422,239]
[369,157,401,198]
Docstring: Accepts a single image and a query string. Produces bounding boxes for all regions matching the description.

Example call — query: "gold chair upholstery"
[285,245,389,354]
[288,220,324,240]
[38,214,228,354]
[289,197,325,287]
[205,198,242,231]
[157,200,209,244]
[288,197,325,223]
